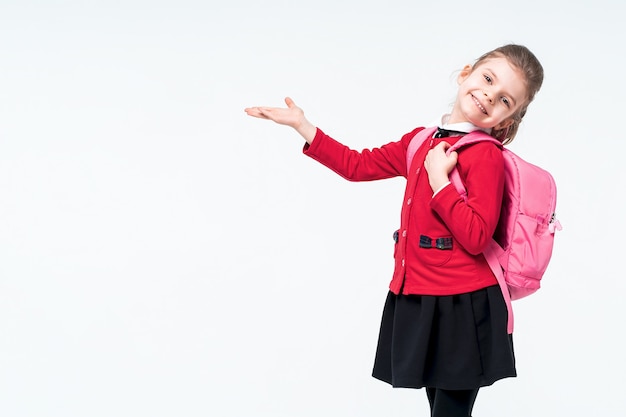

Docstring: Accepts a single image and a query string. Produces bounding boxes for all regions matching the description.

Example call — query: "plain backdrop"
[1,1,625,416]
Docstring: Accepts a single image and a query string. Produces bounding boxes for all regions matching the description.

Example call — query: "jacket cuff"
[302,127,324,155]
[430,182,461,211]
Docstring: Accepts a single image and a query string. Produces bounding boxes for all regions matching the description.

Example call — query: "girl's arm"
[302,128,412,182]
[246,96,413,182]
[244,97,317,144]
[428,143,505,255]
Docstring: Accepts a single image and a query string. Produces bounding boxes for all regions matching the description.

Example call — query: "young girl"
[245,44,544,417]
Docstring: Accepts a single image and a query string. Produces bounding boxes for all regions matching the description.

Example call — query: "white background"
[1,1,624,416]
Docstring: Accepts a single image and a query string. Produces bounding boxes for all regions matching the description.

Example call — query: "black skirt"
[372,285,516,390]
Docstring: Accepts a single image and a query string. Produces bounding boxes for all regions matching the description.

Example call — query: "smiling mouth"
[472,95,488,115]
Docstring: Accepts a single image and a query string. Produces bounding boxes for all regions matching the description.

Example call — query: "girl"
[245,44,544,417]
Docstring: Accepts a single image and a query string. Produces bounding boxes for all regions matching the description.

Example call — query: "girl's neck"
[440,114,492,134]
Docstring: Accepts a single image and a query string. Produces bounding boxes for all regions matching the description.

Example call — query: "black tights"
[426,387,479,417]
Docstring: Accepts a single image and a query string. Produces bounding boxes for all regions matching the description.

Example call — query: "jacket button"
[407,198,412,205]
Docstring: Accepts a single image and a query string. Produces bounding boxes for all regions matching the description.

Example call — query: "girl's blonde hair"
[474,44,544,144]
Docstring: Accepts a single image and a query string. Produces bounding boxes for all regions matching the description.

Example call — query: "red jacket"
[303,127,504,295]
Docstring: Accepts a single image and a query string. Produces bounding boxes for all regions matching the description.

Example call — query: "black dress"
[372,285,516,390]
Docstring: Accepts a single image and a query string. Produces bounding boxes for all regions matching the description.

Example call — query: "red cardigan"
[303,127,504,296]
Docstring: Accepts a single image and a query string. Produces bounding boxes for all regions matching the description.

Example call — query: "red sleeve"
[429,142,505,255]
[302,127,423,181]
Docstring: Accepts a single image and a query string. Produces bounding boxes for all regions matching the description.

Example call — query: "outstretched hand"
[245,97,303,126]
[424,142,459,193]
[245,97,317,144]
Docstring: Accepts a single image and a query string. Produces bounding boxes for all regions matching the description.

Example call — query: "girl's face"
[449,56,528,131]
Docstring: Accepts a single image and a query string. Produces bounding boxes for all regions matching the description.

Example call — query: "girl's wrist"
[432,181,451,197]
[296,119,317,144]
[429,175,450,193]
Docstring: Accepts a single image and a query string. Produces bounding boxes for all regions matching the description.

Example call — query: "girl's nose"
[483,90,493,103]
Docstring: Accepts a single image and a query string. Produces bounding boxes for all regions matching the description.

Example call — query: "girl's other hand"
[245,97,316,144]
[424,142,459,192]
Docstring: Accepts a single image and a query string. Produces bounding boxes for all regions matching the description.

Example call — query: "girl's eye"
[484,74,492,83]
[501,97,510,107]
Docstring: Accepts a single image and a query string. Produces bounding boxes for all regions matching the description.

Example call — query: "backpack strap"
[485,242,514,334]
[406,127,438,170]
[446,131,503,197]
[445,132,514,333]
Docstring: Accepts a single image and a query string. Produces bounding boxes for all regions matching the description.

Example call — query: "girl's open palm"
[245,97,317,144]
[245,97,304,128]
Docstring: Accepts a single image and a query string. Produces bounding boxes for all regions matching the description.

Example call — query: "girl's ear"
[457,64,473,84]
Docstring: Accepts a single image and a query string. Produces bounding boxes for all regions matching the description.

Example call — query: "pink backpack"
[407,127,562,333]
